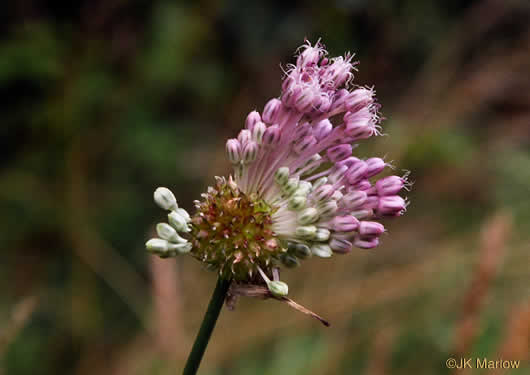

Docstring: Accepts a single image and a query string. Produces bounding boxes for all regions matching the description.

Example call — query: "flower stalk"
[182,276,232,375]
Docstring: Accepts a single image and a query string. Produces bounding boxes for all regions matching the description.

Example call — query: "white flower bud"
[298,207,319,225]
[288,195,306,210]
[146,238,169,253]
[311,243,333,258]
[242,141,259,164]
[295,225,317,239]
[282,177,299,196]
[153,187,177,211]
[274,167,290,186]
[146,239,191,257]
[156,223,187,243]
[314,228,331,242]
[168,211,191,232]
[294,181,312,196]
[288,242,312,259]
[175,208,191,223]
[267,280,289,297]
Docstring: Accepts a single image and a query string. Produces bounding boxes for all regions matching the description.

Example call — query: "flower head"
[146,40,409,299]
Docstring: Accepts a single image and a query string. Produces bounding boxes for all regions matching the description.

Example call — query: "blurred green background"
[1,0,529,374]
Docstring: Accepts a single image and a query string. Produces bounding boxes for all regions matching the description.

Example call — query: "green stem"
[182,276,231,375]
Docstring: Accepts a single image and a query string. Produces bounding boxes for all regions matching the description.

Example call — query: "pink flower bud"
[262,98,282,124]
[313,119,332,140]
[331,215,360,232]
[242,141,259,163]
[364,157,386,178]
[343,107,374,139]
[363,196,379,209]
[262,124,281,146]
[297,44,322,67]
[329,238,353,254]
[359,221,385,236]
[376,176,405,196]
[238,129,251,145]
[294,135,317,155]
[245,110,261,132]
[294,122,312,139]
[377,196,406,216]
[313,184,335,202]
[251,121,267,143]
[327,144,353,163]
[344,87,373,112]
[225,139,241,164]
[329,164,349,183]
[353,235,380,249]
[346,160,368,184]
[336,156,361,169]
[340,190,367,209]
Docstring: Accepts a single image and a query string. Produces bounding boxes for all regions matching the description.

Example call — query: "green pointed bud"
[298,207,319,225]
[282,177,299,196]
[288,195,306,210]
[295,225,317,239]
[311,243,333,258]
[274,167,290,185]
[312,177,328,191]
[154,187,177,211]
[314,228,331,242]
[289,242,312,259]
[267,280,289,297]
[168,211,190,232]
[156,223,187,243]
[281,253,300,268]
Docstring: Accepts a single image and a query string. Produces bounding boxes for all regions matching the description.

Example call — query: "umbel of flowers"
[146,40,409,298]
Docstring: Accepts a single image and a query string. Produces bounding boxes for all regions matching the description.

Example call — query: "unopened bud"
[274,167,290,185]
[298,207,319,225]
[281,254,300,268]
[168,211,190,232]
[154,187,177,211]
[267,280,289,297]
[314,227,331,242]
[288,242,312,259]
[295,225,317,239]
[156,223,187,243]
[288,195,307,210]
[311,243,333,258]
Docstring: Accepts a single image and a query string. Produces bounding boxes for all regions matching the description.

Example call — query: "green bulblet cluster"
[190,176,286,281]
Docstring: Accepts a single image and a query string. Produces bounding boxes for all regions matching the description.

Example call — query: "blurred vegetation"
[1,0,529,374]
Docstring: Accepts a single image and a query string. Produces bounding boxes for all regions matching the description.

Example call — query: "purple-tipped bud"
[359,221,385,236]
[346,160,368,184]
[329,238,353,254]
[252,121,267,144]
[330,88,350,110]
[344,88,373,113]
[262,98,282,124]
[327,144,353,163]
[294,135,317,155]
[262,124,281,146]
[377,196,406,216]
[353,235,379,249]
[242,141,259,163]
[238,129,252,145]
[313,184,334,202]
[245,110,261,132]
[376,176,405,196]
[365,157,386,178]
[226,139,242,164]
[331,215,360,232]
[323,56,354,88]
[313,119,332,140]
[340,190,367,209]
